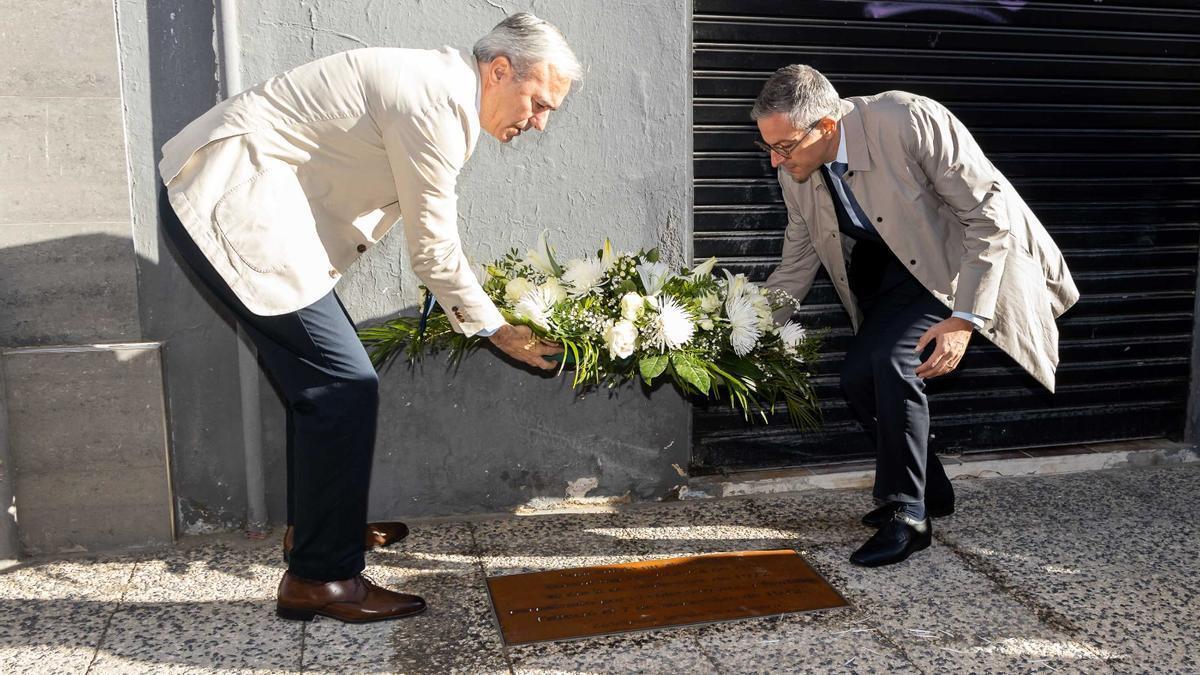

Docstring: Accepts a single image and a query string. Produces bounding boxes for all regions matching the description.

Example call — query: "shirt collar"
[825,124,849,169]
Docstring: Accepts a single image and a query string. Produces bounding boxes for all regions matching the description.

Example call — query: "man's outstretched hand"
[914,317,973,379]
[488,324,563,370]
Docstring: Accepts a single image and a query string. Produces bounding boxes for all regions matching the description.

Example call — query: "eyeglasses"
[753,115,829,160]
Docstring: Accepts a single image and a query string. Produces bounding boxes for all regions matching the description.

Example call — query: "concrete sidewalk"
[0,462,1196,674]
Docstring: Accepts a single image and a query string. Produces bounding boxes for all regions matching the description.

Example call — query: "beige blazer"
[765,92,1079,391]
[159,47,504,335]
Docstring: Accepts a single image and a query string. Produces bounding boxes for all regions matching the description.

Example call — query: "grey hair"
[473,13,582,82]
[750,64,841,127]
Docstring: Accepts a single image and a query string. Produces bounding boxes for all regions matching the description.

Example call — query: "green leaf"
[645,248,661,263]
[639,353,669,383]
[670,353,712,393]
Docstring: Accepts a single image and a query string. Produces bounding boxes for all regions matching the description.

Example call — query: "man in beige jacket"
[159,14,577,622]
[755,65,1077,567]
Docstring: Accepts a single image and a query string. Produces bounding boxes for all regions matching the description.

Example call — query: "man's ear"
[818,116,838,135]
[489,56,512,83]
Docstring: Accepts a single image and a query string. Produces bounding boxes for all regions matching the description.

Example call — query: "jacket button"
[831,232,838,238]
[876,216,883,223]
[328,268,339,278]
[357,244,367,253]
[847,171,854,177]
[909,259,917,266]
[946,294,954,301]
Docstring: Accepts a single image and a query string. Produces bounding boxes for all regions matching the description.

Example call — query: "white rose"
[604,320,638,360]
[540,277,568,304]
[620,292,645,321]
[699,292,721,314]
[504,277,535,304]
[698,317,715,331]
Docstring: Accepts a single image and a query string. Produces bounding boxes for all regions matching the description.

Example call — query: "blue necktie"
[828,161,878,235]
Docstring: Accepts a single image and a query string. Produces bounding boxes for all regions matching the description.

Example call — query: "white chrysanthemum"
[777,321,808,357]
[725,294,763,356]
[514,288,557,331]
[562,257,606,295]
[646,295,695,351]
[504,277,535,304]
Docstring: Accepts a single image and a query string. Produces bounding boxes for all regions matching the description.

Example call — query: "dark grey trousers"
[160,189,376,581]
[839,245,955,507]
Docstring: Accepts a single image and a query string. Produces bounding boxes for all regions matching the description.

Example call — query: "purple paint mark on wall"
[865,1,1027,24]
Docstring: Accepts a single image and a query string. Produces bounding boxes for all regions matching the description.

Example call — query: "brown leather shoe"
[275,571,426,623]
[282,521,409,562]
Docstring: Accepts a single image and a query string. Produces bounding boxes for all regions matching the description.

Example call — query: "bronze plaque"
[486,549,847,645]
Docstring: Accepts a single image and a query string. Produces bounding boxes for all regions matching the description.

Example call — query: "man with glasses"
[754,65,1078,567]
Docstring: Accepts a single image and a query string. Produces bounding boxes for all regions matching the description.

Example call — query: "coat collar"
[839,98,873,173]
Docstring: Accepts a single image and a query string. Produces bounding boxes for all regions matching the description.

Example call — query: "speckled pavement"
[0,463,1196,674]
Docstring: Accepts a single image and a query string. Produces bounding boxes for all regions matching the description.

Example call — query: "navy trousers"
[160,189,376,581]
[838,240,955,507]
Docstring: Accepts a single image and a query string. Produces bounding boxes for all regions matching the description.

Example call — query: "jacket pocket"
[213,168,315,274]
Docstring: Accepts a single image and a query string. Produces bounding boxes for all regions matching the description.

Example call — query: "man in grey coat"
[755,65,1078,567]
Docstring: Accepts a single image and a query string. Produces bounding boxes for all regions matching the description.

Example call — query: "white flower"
[620,292,646,321]
[604,320,638,360]
[562,257,606,295]
[723,269,749,300]
[699,292,721,314]
[749,292,775,330]
[525,229,560,276]
[636,260,673,296]
[725,293,763,356]
[504,277,535,304]
[514,288,557,331]
[698,317,715,331]
[777,321,808,357]
[600,238,616,272]
[646,295,695,351]
[539,277,567,304]
[689,256,717,280]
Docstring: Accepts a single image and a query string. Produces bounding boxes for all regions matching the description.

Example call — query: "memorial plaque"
[486,549,847,645]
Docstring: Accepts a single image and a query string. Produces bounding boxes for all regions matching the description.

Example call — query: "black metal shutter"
[692,0,1200,472]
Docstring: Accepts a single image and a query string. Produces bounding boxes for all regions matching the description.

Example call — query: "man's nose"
[770,151,783,168]
[530,110,549,132]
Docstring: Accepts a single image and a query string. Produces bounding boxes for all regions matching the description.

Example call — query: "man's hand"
[914,317,973,379]
[488,324,563,371]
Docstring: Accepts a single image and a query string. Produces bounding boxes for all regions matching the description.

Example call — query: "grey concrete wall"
[121,0,694,526]
[3,344,173,556]
[0,0,141,346]
[0,0,176,555]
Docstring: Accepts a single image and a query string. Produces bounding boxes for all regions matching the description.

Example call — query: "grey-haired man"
[755,65,1077,567]
[159,14,577,622]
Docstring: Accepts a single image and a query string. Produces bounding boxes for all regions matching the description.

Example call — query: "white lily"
[689,256,717,280]
[525,229,561,277]
[636,260,673,296]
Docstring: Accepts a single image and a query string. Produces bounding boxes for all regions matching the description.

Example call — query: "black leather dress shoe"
[850,512,932,567]
[861,498,955,528]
